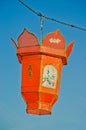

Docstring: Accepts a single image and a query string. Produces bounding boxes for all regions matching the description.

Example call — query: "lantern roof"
[17,28,74,65]
[17,28,66,49]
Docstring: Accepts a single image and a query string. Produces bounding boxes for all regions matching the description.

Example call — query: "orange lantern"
[12,28,74,115]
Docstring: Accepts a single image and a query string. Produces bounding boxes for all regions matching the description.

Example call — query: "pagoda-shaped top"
[16,28,74,65]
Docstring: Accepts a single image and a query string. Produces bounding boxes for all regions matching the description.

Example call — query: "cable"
[18,0,86,31]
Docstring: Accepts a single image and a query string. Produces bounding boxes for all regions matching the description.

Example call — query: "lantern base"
[26,102,52,115]
[27,109,51,115]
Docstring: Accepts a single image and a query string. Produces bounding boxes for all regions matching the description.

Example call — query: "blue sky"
[0,0,86,130]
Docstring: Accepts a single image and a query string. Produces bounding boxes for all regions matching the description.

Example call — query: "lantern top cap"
[17,28,74,59]
[42,30,66,49]
[17,28,39,48]
[16,28,74,65]
[17,28,66,50]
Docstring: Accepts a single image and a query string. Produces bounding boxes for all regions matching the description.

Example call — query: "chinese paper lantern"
[12,28,74,115]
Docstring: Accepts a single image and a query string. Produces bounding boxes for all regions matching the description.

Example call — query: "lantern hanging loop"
[18,0,86,32]
[40,15,45,43]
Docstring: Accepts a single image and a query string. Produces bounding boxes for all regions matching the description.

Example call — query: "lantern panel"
[39,92,58,105]
[39,55,63,95]
[22,92,39,102]
[21,55,41,92]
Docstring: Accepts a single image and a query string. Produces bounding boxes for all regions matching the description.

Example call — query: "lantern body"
[16,29,74,115]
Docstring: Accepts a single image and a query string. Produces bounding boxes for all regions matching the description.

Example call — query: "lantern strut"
[11,38,17,49]
[18,0,86,32]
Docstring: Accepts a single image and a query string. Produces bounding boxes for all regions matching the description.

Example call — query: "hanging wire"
[18,0,86,32]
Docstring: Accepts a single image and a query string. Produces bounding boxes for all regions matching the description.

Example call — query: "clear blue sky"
[0,0,86,130]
